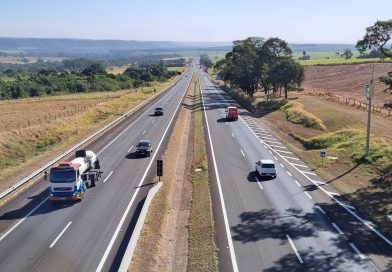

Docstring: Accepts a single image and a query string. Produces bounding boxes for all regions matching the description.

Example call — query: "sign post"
[320,151,326,166]
[364,81,375,156]
[157,160,163,182]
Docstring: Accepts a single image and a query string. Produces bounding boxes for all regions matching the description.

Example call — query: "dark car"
[135,140,152,157]
[154,107,164,116]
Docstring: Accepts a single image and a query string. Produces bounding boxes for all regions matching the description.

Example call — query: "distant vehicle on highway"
[136,140,152,157]
[255,159,276,178]
[226,106,238,121]
[154,107,164,116]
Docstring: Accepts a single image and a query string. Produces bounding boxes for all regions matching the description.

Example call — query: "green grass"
[281,101,326,130]
[293,51,391,65]
[293,129,392,170]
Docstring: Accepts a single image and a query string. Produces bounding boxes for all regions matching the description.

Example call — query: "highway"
[0,68,193,272]
[199,70,392,272]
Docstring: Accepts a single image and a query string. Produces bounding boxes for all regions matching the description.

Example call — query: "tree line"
[0,62,177,99]
[213,37,305,99]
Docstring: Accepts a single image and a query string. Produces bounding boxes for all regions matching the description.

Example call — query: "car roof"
[260,159,274,164]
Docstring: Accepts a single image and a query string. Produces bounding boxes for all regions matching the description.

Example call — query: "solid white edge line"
[286,171,292,177]
[95,70,192,272]
[316,206,326,215]
[286,234,304,264]
[240,149,245,157]
[49,221,72,248]
[0,197,49,243]
[102,171,114,183]
[127,145,134,153]
[255,176,263,190]
[304,191,313,199]
[349,243,366,260]
[200,79,239,272]
[331,223,344,235]
[301,171,317,176]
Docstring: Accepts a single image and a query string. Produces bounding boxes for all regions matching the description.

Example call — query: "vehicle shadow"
[125,152,147,160]
[217,117,227,123]
[247,171,274,182]
[0,189,76,220]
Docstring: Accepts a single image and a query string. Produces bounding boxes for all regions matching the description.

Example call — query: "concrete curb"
[118,181,163,272]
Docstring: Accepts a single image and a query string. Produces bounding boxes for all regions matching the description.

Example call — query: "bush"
[280,101,326,130]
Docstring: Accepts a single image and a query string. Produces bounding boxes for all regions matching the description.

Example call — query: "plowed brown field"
[303,63,392,107]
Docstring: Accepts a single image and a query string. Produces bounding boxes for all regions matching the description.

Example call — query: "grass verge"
[281,101,326,130]
[188,79,218,271]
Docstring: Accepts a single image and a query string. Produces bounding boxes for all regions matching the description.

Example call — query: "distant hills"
[0,37,356,57]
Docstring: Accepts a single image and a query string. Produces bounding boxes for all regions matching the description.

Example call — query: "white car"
[255,159,277,178]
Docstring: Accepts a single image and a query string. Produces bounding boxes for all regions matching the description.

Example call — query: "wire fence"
[303,90,392,117]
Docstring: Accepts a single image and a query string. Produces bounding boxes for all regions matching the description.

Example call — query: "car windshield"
[138,142,150,147]
[50,169,76,183]
[262,164,275,168]
[155,108,163,111]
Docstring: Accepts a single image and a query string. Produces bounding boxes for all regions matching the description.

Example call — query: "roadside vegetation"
[213,37,305,99]
[0,61,178,99]
[281,101,326,130]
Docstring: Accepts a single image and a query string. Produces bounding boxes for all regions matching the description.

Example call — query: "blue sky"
[0,0,390,43]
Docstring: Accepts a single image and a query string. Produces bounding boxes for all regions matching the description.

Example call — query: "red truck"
[226,106,238,121]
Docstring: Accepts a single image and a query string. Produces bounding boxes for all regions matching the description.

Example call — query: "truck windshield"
[50,169,76,183]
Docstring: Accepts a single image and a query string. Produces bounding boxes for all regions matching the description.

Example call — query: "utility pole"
[364,64,375,156]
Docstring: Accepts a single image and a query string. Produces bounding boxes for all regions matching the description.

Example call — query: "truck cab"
[226,106,238,121]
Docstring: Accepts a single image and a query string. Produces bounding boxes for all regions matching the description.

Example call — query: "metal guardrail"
[0,74,185,200]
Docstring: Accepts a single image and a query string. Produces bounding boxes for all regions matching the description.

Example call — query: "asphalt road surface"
[199,70,392,272]
[0,68,193,272]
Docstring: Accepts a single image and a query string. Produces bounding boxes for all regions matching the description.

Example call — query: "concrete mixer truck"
[45,150,102,201]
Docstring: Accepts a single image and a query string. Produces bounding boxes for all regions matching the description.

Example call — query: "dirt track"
[303,63,392,107]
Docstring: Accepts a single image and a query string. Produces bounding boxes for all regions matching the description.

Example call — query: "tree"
[357,20,392,97]
[269,58,304,99]
[341,49,353,60]
[356,20,392,57]
[200,54,213,69]
[82,63,107,76]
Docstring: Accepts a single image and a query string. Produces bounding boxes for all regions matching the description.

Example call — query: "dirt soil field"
[303,63,392,107]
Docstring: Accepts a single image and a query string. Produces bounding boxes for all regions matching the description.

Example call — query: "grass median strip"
[188,79,218,271]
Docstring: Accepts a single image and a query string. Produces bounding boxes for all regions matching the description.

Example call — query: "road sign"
[320,151,326,158]
[157,160,163,177]
[364,83,375,98]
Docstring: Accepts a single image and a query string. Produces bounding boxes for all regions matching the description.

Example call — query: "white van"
[255,159,277,178]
